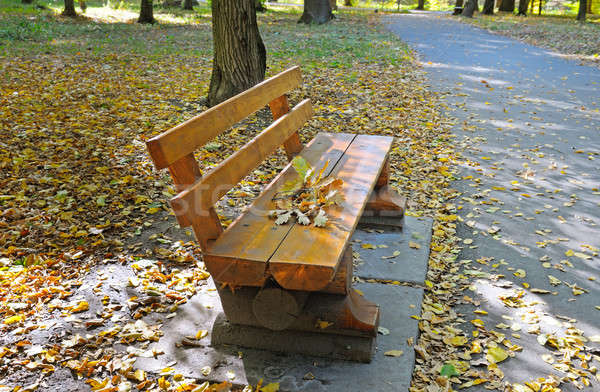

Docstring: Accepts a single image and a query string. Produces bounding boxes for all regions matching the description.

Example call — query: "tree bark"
[482,0,494,13]
[517,0,529,14]
[462,0,478,16]
[183,0,193,10]
[299,0,334,24]
[138,0,155,23]
[22,0,34,4]
[62,0,77,16]
[577,0,587,20]
[208,0,266,107]
[453,0,464,14]
[416,0,426,10]
[498,0,514,12]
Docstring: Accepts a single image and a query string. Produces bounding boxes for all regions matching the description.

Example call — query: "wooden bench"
[146,66,405,362]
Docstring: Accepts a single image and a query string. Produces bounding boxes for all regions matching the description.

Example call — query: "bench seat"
[204,132,394,291]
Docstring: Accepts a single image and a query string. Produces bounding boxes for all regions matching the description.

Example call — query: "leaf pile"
[269,156,343,227]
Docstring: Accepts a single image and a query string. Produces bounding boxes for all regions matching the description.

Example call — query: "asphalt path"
[386,12,600,391]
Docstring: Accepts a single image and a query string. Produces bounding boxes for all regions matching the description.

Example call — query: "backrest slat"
[170,99,313,223]
[146,66,303,170]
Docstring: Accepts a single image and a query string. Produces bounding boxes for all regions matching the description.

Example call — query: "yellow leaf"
[3,315,25,325]
[513,269,526,278]
[70,300,89,313]
[408,241,421,249]
[384,350,404,357]
[471,319,485,328]
[196,329,208,339]
[486,346,508,364]
[361,243,376,249]
[260,383,280,392]
[565,249,575,257]
[316,320,333,329]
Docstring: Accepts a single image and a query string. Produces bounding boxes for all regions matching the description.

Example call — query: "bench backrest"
[146,66,312,250]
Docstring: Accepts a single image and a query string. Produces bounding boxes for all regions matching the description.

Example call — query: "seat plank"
[268,134,394,291]
[203,133,357,286]
[146,66,302,170]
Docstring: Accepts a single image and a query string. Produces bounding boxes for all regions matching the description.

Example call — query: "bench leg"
[212,249,380,361]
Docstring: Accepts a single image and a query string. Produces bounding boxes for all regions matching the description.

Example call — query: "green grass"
[0,1,410,68]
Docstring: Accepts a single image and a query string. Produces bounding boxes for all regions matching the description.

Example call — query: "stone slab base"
[211,313,376,363]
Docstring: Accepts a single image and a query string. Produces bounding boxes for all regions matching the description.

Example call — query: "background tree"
[182,0,193,11]
[208,0,266,106]
[482,0,494,13]
[62,0,77,16]
[138,0,156,23]
[416,0,426,10]
[138,0,155,23]
[453,0,464,14]
[577,0,587,20]
[499,0,515,12]
[299,0,334,24]
[21,0,33,4]
[344,0,354,5]
[462,0,478,16]
[517,0,529,14]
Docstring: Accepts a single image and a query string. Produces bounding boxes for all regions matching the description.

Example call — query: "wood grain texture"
[269,134,394,291]
[364,185,406,217]
[170,99,313,219]
[146,66,302,170]
[269,95,303,160]
[203,133,356,286]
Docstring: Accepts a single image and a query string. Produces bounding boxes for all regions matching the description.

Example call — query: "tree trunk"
[453,0,464,14]
[299,0,334,24]
[416,0,425,10]
[462,0,478,16]
[344,0,353,5]
[183,0,193,10]
[21,0,34,4]
[208,0,266,107]
[330,0,338,10]
[577,0,587,20]
[517,0,529,15]
[138,0,155,23]
[62,0,77,16]
[498,0,514,12]
[482,0,494,13]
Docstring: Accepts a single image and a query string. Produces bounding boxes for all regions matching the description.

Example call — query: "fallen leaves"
[269,156,344,227]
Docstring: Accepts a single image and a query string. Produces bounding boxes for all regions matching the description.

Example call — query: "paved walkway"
[386,13,600,390]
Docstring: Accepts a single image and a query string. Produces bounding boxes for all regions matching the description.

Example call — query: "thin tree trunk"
[22,0,34,4]
[453,0,464,14]
[416,0,425,10]
[183,0,193,10]
[208,0,266,107]
[482,0,494,14]
[344,0,353,5]
[517,0,529,15]
[462,0,478,16]
[498,0,514,11]
[299,0,334,24]
[138,0,155,23]
[577,0,587,20]
[62,0,77,16]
